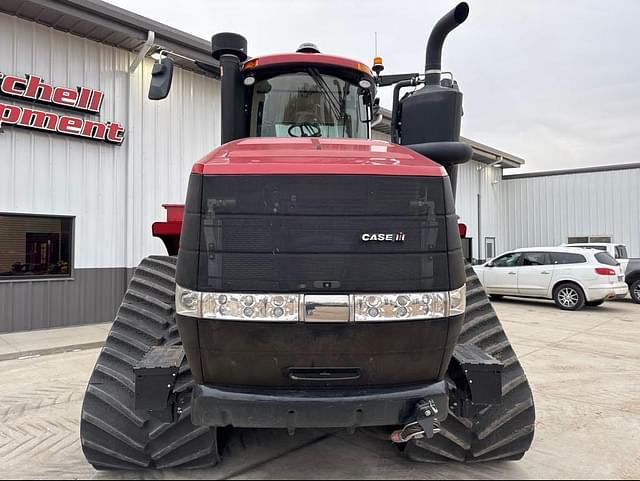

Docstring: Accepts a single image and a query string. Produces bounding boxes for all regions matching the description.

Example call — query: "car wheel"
[631,280,640,304]
[585,300,604,307]
[553,283,585,311]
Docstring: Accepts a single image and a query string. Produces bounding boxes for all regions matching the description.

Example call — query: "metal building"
[0,0,220,332]
[497,164,640,257]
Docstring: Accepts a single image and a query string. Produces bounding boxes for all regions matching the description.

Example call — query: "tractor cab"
[242,50,376,139]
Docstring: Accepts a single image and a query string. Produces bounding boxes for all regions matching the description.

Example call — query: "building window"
[568,236,612,244]
[589,236,612,243]
[0,214,73,280]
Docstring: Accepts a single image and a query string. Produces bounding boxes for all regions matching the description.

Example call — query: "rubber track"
[403,263,536,463]
[80,256,219,470]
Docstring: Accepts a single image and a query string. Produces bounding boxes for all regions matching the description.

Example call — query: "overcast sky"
[107,0,640,173]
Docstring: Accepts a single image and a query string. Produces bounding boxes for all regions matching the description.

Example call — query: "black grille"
[177,174,464,293]
[200,215,449,253]
[199,175,448,216]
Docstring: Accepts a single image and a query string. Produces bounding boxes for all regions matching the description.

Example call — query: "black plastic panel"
[176,174,465,293]
[196,175,450,216]
[178,314,464,388]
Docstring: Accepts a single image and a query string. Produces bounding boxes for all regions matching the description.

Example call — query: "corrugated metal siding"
[455,161,479,258]
[499,168,640,257]
[126,56,219,267]
[0,13,219,331]
[0,268,133,333]
[0,16,129,270]
[0,13,220,270]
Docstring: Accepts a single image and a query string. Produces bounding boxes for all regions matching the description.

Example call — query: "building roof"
[373,108,525,169]
[504,162,640,180]
[0,0,220,76]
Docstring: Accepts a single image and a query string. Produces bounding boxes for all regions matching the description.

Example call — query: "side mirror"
[359,90,372,123]
[148,57,174,100]
[486,262,494,268]
[371,97,383,127]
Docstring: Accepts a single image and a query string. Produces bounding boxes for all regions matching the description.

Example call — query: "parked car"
[474,247,628,310]
[564,242,640,303]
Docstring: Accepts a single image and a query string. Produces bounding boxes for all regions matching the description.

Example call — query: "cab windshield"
[249,69,370,138]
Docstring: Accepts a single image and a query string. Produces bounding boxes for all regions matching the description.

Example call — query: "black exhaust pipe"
[212,32,248,144]
[424,2,469,85]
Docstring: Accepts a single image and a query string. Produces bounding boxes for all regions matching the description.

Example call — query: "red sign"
[0,72,125,145]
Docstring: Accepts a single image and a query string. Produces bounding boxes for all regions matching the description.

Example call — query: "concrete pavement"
[0,299,638,479]
[0,322,111,361]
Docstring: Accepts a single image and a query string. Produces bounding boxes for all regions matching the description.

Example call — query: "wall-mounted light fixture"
[477,156,504,171]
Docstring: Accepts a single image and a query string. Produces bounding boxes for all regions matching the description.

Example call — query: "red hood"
[192,138,446,177]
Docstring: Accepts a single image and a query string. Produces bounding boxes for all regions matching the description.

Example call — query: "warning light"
[242,58,259,70]
[372,56,384,75]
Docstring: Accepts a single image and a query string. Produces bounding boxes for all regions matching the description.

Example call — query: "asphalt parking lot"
[1,298,638,480]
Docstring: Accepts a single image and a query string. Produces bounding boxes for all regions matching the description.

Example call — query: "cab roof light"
[372,56,384,75]
[242,58,259,70]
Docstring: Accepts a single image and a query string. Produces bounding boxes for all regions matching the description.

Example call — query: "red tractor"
[81,3,535,470]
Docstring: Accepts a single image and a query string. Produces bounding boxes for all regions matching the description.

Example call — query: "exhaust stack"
[395,2,472,197]
[212,32,248,144]
[424,2,469,85]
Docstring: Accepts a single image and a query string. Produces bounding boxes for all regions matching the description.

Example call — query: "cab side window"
[492,253,522,267]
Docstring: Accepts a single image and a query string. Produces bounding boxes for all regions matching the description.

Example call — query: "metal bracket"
[133,345,184,422]
[129,30,156,73]
[415,399,439,439]
[449,344,504,418]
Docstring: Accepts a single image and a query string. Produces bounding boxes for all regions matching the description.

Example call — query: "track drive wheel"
[80,256,219,470]
[403,262,536,463]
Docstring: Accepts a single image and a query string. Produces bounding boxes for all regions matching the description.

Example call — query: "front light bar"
[177,285,466,323]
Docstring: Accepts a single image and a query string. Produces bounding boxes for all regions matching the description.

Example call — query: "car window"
[551,252,587,264]
[521,252,550,266]
[615,245,628,259]
[595,252,618,266]
[492,253,521,268]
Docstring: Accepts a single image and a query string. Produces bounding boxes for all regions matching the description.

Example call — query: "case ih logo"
[361,232,406,242]
[0,72,125,145]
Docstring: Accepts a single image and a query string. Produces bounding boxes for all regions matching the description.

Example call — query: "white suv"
[474,247,628,310]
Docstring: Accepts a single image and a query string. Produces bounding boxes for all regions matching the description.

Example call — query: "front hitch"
[391,399,442,443]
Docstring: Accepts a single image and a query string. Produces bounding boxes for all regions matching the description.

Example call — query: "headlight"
[176,286,202,317]
[201,292,299,322]
[175,286,466,322]
[354,292,448,322]
[449,285,466,316]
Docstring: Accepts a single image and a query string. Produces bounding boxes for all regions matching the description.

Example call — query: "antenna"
[374,32,378,57]
[372,31,384,76]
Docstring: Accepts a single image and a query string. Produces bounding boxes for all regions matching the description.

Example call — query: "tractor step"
[134,345,185,422]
